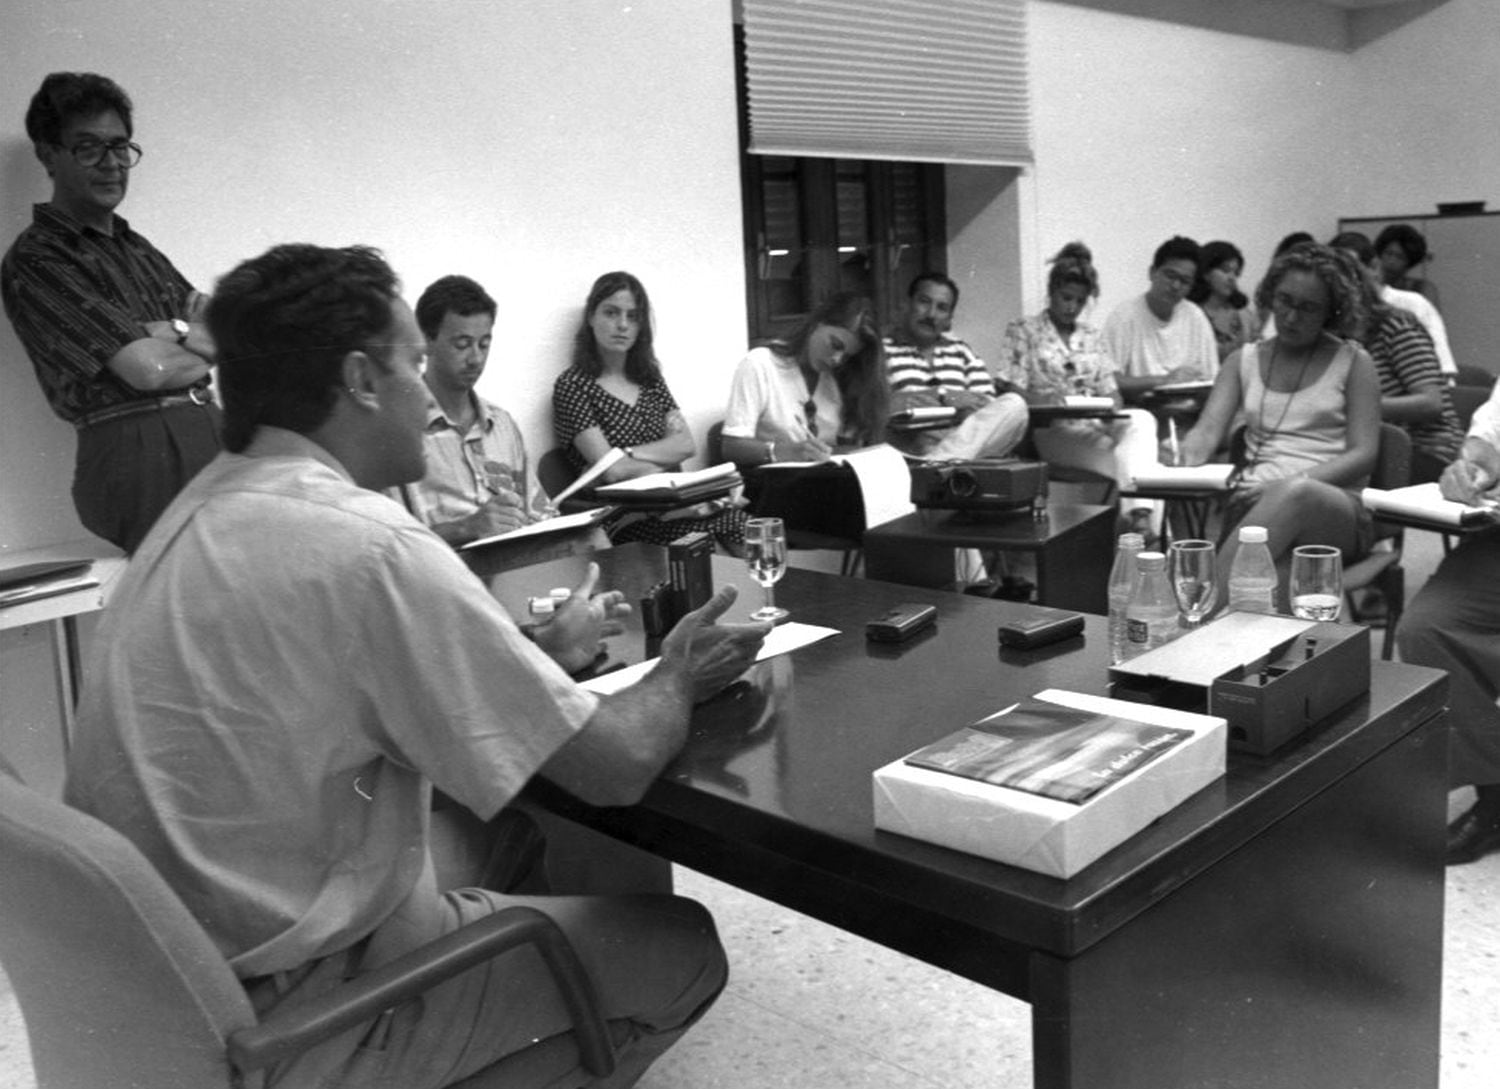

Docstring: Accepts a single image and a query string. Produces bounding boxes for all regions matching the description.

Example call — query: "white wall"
[0,0,746,553]
[1022,0,1362,328]
[1344,0,1500,216]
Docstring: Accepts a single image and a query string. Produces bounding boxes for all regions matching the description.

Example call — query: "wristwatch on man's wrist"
[170,318,190,346]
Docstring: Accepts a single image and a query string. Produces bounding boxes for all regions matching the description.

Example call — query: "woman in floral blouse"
[998,242,1162,536]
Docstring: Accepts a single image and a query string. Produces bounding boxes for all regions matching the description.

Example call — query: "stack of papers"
[873,689,1225,878]
[593,463,743,508]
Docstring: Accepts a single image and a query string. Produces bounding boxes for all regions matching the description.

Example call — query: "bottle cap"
[548,587,572,603]
[1136,551,1166,568]
[528,596,556,618]
[1238,525,1269,544]
[1118,532,1145,549]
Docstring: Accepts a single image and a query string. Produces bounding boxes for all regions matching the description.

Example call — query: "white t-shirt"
[1100,295,1219,381]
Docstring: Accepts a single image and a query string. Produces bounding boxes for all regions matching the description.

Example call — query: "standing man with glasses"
[3,72,221,553]
[1101,236,1219,406]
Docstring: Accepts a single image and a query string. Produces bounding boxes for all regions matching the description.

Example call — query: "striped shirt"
[883,332,996,396]
[2,203,194,422]
[1367,309,1463,464]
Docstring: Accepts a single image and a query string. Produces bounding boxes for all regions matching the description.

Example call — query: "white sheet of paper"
[457,506,610,551]
[578,621,840,695]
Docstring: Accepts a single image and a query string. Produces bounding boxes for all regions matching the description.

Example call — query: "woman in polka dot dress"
[553,270,747,554]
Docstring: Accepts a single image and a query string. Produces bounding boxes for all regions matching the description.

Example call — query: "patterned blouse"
[552,365,746,550]
[998,311,1119,402]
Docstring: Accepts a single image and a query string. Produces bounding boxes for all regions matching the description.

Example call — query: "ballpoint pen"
[1167,419,1180,466]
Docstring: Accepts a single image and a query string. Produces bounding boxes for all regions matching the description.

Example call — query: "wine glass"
[1291,545,1343,620]
[744,517,790,622]
[1169,539,1217,628]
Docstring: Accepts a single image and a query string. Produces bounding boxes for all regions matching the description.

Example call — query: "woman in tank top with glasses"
[1176,244,1382,610]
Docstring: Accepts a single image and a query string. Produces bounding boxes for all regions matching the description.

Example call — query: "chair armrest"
[228,906,614,1077]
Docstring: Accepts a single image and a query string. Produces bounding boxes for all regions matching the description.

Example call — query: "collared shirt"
[882,332,996,396]
[65,428,596,977]
[998,311,1119,401]
[1,203,195,421]
[403,392,551,530]
[1100,294,1219,382]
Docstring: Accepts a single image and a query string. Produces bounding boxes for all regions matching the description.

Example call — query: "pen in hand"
[1167,419,1181,467]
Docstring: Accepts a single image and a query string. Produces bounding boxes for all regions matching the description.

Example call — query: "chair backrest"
[1369,422,1412,545]
[537,448,579,498]
[0,767,255,1088]
[1453,364,1495,390]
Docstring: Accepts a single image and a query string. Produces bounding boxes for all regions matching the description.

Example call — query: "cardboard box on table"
[872,689,1226,879]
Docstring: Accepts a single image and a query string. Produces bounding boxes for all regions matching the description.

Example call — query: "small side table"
[1,541,127,753]
[863,503,1115,613]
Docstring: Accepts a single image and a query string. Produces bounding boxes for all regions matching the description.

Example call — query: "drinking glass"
[744,517,790,622]
[1291,545,1343,620]
[1169,538,1218,627]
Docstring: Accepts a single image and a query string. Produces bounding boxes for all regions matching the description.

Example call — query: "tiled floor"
[4,531,1497,1087]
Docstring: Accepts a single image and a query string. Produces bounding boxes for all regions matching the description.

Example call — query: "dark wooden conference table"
[467,542,1448,1089]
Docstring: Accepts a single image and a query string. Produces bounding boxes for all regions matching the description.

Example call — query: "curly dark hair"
[207,244,401,452]
[1253,243,1366,340]
[1046,241,1099,298]
[773,292,888,446]
[24,72,133,147]
[1374,223,1428,268]
[1188,240,1249,309]
[569,271,662,386]
[414,275,495,340]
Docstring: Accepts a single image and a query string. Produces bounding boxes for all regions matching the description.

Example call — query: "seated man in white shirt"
[65,242,770,1089]
[1101,236,1219,407]
[882,271,1028,461]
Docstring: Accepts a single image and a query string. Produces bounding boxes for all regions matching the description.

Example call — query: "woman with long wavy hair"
[552,270,747,552]
[720,291,888,467]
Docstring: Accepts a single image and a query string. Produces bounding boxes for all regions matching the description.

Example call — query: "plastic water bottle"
[1107,532,1146,665]
[1124,551,1180,658]
[1227,525,1278,614]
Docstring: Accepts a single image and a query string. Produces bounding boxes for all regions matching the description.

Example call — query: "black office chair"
[0,761,615,1088]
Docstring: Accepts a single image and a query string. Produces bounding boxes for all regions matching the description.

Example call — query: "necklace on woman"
[1248,338,1316,468]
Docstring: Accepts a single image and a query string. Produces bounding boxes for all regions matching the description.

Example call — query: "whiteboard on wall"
[1339,212,1500,381]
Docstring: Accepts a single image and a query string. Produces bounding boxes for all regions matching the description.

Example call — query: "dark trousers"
[1397,530,1500,786]
[73,401,223,553]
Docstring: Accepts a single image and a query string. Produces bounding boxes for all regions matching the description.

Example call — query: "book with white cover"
[1127,464,1236,491]
[872,689,1226,878]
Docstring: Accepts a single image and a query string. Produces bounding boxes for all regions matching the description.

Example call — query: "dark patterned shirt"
[1367,309,1464,465]
[2,203,194,421]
